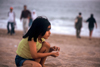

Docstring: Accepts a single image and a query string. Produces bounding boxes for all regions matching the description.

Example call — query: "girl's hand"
[49,46,60,52]
[51,52,59,57]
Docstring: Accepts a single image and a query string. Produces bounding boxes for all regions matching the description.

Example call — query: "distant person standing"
[75,12,83,38]
[32,10,37,21]
[20,5,31,35]
[29,9,37,28]
[7,7,15,35]
[85,14,97,40]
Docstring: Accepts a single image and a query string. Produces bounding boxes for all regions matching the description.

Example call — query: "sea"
[0,0,100,37]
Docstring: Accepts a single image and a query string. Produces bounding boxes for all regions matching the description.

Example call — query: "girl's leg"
[35,42,50,67]
[22,60,42,67]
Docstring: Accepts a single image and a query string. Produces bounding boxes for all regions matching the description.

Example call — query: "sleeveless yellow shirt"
[16,37,45,59]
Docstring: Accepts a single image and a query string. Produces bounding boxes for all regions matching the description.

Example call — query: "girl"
[15,16,60,67]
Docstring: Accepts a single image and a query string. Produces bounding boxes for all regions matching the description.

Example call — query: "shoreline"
[0,28,100,39]
[0,17,100,38]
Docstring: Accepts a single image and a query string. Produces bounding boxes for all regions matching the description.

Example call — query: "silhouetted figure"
[85,14,97,40]
[75,12,83,38]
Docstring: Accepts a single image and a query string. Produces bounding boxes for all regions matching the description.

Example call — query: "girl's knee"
[38,42,50,53]
[43,42,50,49]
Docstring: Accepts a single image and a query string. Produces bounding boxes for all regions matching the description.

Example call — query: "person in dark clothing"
[85,14,97,40]
[75,12,83,38]
[20,5,31,35]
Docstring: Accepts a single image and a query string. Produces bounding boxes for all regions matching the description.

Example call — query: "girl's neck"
[38,35,42,43]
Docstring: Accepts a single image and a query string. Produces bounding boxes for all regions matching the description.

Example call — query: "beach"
[0,29,100,67]
[0,0,100,67]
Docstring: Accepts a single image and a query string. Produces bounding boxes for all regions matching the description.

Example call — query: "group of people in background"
[7,5,37,35]
[7,5,97,40]
[75,12,97,40]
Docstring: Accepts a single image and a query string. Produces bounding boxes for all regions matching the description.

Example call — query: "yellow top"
[16,37,45,59]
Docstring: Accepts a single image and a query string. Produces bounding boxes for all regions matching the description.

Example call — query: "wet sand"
[0,29,100,67]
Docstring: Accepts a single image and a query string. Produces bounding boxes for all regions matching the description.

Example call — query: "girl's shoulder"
[41,38,45,42]
[20,37,28,43]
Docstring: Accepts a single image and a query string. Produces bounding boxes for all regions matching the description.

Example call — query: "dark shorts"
[89,27,94,31]
[15,55,34,66]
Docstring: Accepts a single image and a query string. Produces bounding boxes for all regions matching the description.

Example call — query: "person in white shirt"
[7,7,15,35]
[32,10,37,21]
[29,9,37,28]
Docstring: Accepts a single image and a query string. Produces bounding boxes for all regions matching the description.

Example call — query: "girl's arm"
[28,39,59,59]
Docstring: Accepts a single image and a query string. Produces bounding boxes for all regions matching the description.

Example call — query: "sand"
[0,29,100,67]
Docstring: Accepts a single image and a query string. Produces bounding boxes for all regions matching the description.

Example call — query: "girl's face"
[42,25,51,39]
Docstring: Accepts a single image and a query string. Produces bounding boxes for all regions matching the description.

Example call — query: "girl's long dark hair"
[23,16,51,42]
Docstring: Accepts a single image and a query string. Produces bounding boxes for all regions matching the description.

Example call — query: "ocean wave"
[0,18,100,37]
